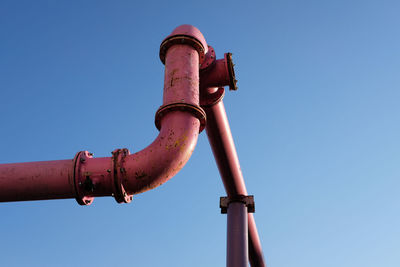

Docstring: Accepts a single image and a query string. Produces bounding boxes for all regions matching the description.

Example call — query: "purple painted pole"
[205,100,265,267]
[227,202,249,267]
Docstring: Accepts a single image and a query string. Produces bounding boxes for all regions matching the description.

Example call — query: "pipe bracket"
[73,151,95,206]
[111,148,133,204]
[155,103,206,133]
[220,195,255,214]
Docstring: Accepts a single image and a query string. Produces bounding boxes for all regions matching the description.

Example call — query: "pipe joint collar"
[73,151,95,206]
[160,25,208,64]
[155,103,206,133]
[160,35,205,64]
[111,148,133,204]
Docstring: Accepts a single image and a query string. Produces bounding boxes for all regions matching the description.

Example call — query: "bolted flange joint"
[220,195,255,214]
[200,45,216,71]
[73,151,95,206]
[159,25,208,65]
[160,35,206,65]
[111,148,133,204]
[200,47,238,91]
[155,103,207,133]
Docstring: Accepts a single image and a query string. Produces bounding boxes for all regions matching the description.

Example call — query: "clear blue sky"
[1,1,399,266]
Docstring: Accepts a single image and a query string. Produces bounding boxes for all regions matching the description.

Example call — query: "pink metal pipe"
[125,112,200,194]
[0,160,74,202]
[200,52,237,91]
[0,25,206,204]
[199,42,264,266]
[203,98,265,267]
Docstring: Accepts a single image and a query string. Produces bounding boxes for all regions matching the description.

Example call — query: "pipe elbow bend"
[123,25,207,195]
[124,112,200,195]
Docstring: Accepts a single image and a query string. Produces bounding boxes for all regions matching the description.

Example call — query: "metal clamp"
[155,103,207,133]
[111,148,133,204]
[220,195,255,214]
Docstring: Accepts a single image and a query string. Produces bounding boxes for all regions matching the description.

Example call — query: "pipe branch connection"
[199,43,266,267]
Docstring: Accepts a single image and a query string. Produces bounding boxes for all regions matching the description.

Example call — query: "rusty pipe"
[0,25,207,204]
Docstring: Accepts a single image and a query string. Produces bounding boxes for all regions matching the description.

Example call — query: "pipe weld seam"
[155,103,206,133]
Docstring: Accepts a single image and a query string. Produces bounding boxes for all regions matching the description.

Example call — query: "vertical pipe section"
[227,202,249,267]
[204,100,265,267]
[163,44,200,106]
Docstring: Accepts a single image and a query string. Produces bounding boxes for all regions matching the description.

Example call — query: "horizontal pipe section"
[0,159,74,201]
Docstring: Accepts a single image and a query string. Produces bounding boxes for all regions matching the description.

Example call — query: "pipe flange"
[200,45,216,71]
[160,35,206,64]
[73,151,95,206]
[155,103,206,133]
[200,87,225,107]
[111,148,133,204]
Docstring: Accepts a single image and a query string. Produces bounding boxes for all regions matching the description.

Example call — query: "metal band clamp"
[220,195,255,214]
